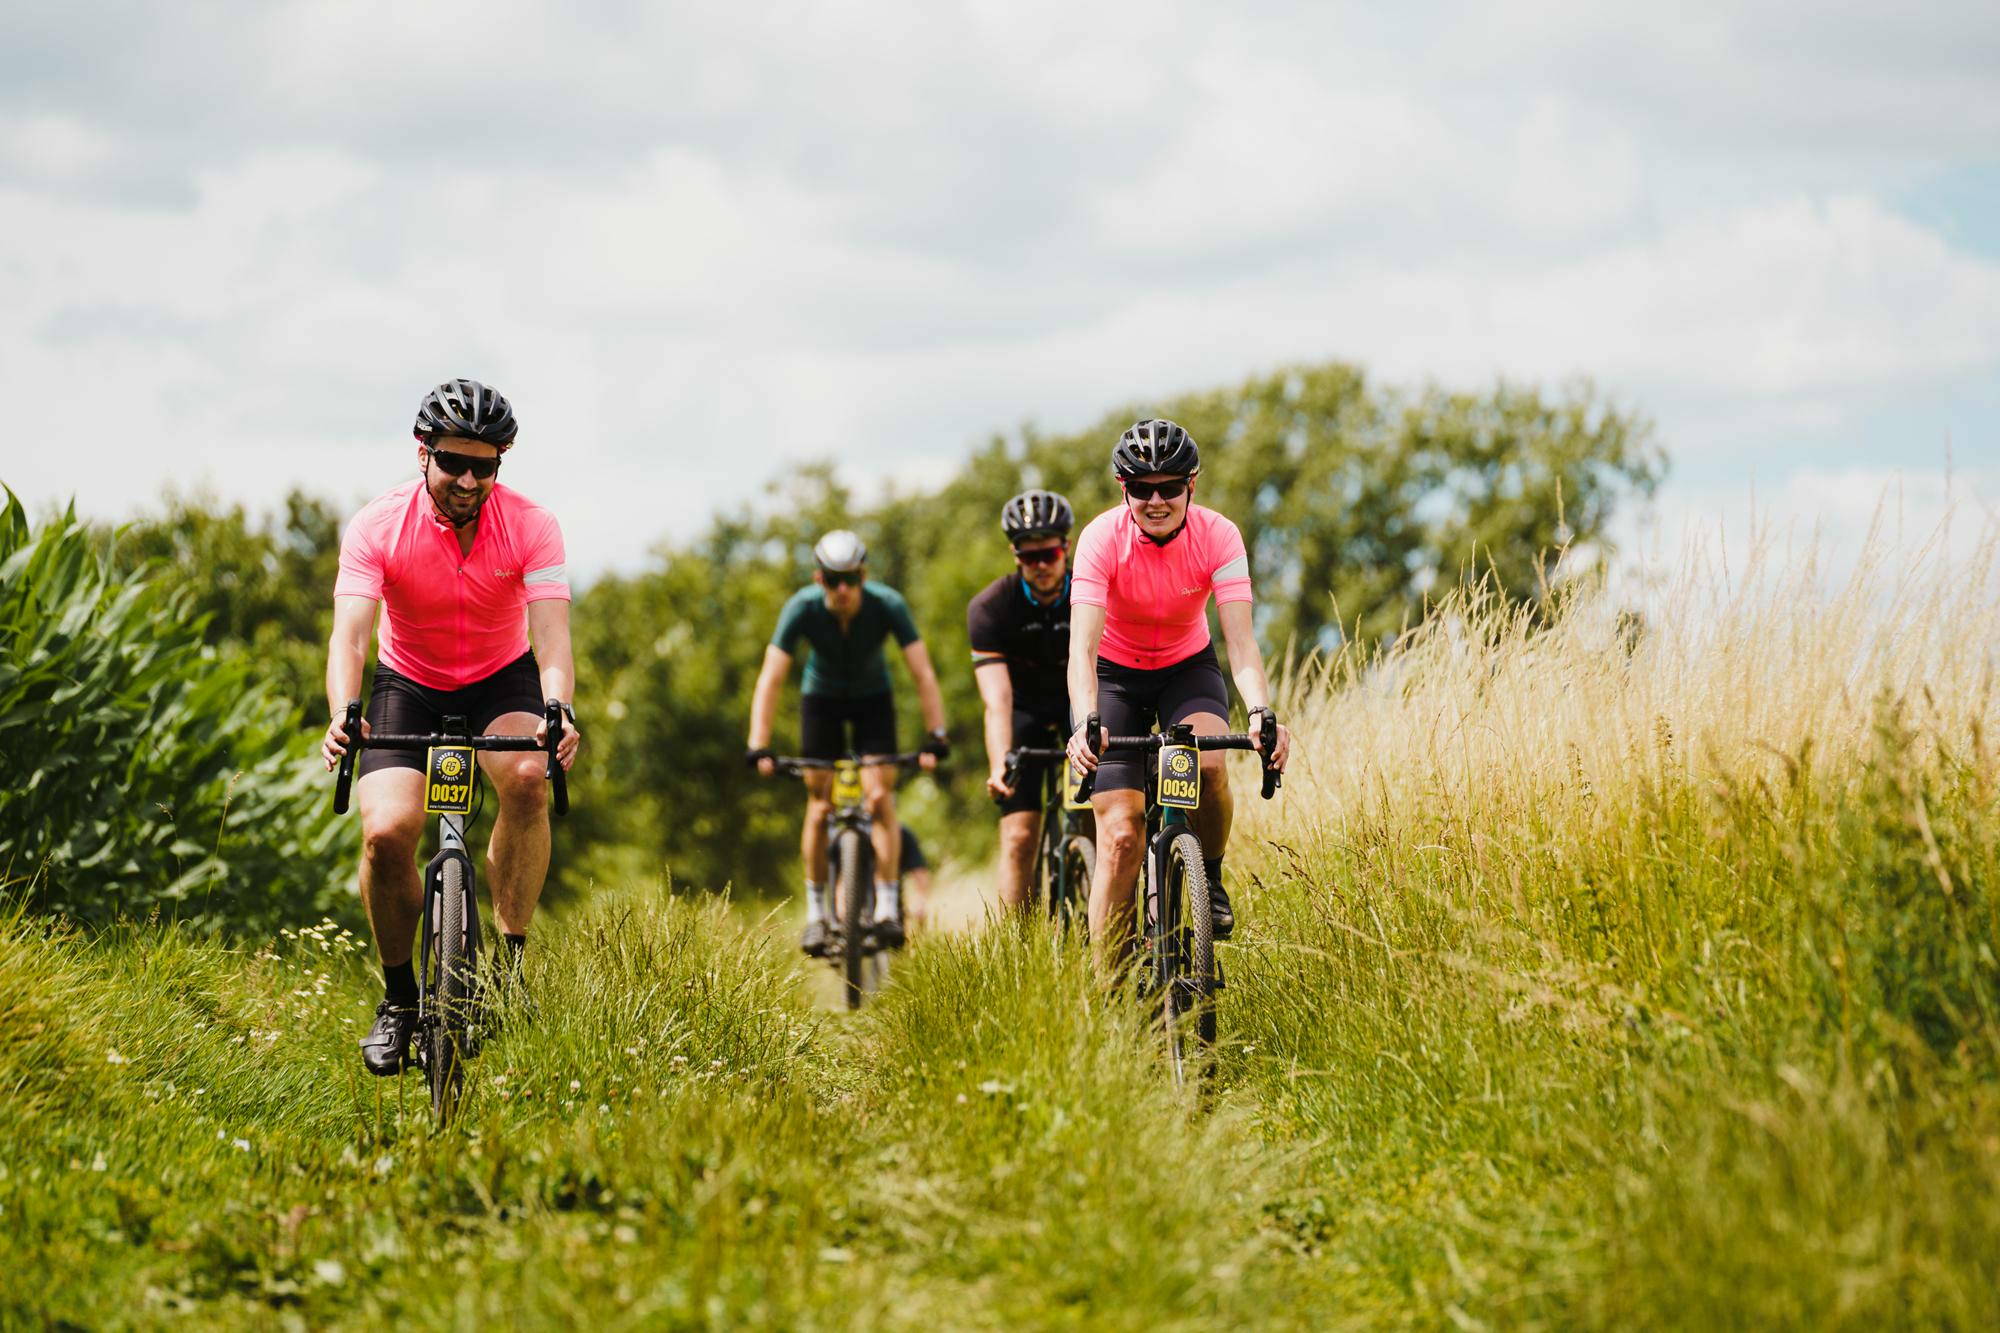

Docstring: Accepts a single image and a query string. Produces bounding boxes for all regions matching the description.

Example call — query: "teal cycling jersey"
[771,581,921,699]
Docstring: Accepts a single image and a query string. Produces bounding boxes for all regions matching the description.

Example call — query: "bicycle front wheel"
[837,826,870,1010]
[1057,834,1095,932]
[428,855,476,1123]
[1152,830,1213,1089]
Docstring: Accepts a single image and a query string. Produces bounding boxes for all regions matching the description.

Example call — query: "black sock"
[383,960,417,1007]
[505,933,526,975]
[1205,858,1224,894]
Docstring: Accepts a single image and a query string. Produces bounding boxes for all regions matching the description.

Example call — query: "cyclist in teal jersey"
[746,530,949,954]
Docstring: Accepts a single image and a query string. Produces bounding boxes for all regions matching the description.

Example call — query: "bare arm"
[747,645,793,750]
[321,596,376,768]
[975,661,1016,793]
[1216,601,1270,712]
[528,600,576,705]
[900,639,948,737]
[1065,602,1107,773]
[1217,600,1290,768]
[528,600,581,768]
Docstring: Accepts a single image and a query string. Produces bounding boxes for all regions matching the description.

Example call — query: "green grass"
[7,566,2000,1328]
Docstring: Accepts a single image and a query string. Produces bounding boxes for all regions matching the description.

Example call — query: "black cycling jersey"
[967,573,1071,716]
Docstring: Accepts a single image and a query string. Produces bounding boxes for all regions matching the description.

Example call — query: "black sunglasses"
[1013,543,1067,566]
[820,571,863,588]
[1123,477,1189,502]
[427,446,500,480]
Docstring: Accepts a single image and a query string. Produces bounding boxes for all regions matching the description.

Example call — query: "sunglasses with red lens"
[427,447,500,480]
[1013,543,1066,567]
[1122,477,1189,502]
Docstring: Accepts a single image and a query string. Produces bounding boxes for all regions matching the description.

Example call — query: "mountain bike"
[772,752,929,1009]
[331,699,569,1123]
[1078,710,1279,1088]
[999,734,1096,928]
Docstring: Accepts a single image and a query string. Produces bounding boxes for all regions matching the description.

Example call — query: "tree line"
[3,360,1662,927]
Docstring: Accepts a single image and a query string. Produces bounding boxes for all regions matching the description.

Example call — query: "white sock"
[806,882,828,923]
[874,880,900,921]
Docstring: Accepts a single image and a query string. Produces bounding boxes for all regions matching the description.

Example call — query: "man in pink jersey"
[319,379,581,1077]
[1065,419,1291,957]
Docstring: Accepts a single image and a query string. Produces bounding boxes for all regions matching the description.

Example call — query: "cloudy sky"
[4,0,1997,576]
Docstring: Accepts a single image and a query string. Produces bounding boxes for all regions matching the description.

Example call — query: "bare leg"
[356,768,427,967]
[863,762,899,883]
[1181,711,1234,855]
[478,712,552,936]
[801,769,832,883]
[1088,789,1148,975]
[997,809,1041,912]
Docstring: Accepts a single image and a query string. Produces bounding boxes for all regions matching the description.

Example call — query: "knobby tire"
[430,856,475,1123]
[837,827,870,1010]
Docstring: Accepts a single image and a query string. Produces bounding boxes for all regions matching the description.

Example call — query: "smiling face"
[1122,472,1193,539]
[417,436,502,526]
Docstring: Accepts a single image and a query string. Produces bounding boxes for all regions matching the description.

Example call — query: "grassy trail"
[8,553,2000,1328]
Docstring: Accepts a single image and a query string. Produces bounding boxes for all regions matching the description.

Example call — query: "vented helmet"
[413,378,518,449]
[1110,418,1199,479]
[813,529,868,573]
[1001,489,1074,543]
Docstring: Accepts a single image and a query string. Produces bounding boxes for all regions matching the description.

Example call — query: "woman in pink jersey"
[1065,419,1292,956]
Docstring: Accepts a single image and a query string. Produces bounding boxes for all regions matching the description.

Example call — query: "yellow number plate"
[1063,757,1091,810]
[425,745,475,815]
[1157,744,1200,810]
[832,760,864,806]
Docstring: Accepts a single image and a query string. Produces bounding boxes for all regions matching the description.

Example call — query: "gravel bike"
[999,733,1096,928]
[332,699,569,1123]
[771,752,929,1009]
[1079,710,1279,1088]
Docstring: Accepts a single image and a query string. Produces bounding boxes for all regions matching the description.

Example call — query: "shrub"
[0,489,349,933]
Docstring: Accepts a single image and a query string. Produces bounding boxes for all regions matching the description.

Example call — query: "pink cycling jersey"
[1070,503,1253,670]
[334,479,569,691]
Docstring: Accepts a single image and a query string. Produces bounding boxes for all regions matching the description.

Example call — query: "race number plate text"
[1157,744,1200,810]
[425,745,475,815]
[832,760,864,807]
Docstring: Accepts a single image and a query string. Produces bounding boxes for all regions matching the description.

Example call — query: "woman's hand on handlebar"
[1247,706,1292,771]
[1066,720,1104,776]
[322,714,371,771]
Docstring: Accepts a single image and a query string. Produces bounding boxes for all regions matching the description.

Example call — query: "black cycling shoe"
[360,1000,417,1076]
[800,918,832,957]
[870,912,906,950]
[1209,881,1235,940]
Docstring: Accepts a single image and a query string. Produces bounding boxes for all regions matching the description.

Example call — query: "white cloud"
[2,1,1999,576]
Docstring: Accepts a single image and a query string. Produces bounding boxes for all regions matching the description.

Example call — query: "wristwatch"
[551,701,578,728]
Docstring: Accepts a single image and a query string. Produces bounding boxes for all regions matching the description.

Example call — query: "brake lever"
[544,701,569,817]
[332,699,364,814]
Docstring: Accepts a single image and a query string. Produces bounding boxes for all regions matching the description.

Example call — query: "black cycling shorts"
[358,651,544,777]
[999,706,1069,816]
[799,691,897,760]
[899,825,928,873]
[1091,645,1230,795]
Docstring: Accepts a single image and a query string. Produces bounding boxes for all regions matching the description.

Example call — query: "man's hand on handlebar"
[745,746,776,778]
[986,767,1016,801]
[535,710,582,771]
[322,713,372,771]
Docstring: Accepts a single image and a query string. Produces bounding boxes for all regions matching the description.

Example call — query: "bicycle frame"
[1001,738,1094,922]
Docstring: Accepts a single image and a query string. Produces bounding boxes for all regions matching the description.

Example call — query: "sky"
[4,0,1997,579]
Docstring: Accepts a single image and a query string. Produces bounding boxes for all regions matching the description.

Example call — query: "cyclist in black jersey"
[970,489,1080,912]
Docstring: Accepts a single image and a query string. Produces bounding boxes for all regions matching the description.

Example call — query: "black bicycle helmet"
[413,378,519,449]
[1001,489,1074,543]
[1111,418,1199,479]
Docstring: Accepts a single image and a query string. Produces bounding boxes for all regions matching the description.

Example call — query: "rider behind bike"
[971,489,1078,913]
[320,379,581,1077]
[745,531,948,954]
[1064,420,1291,959]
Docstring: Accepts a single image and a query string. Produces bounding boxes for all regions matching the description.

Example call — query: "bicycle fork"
[418,812,480,1056]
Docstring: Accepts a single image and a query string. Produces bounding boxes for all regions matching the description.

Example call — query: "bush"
[0,489,349,933]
